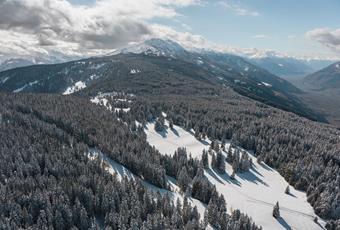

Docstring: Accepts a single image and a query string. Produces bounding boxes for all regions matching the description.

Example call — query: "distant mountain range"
[303,61,340,90]
[249,56,336,77]
[0,39,324,121]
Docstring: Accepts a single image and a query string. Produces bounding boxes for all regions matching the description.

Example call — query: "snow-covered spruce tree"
[169,119,174,130]
[201,150,209,169]
[211,152,217,169]
[285,185,290,195]
[230,170,236,180]
[216,151,225,174]
[177,167,191,192]
[226,145,234,163]
[240,151,251,172]
[154,120,164,132]
[273,202,280,219]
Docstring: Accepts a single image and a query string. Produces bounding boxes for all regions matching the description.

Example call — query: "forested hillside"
[96,90,340,227]
[0,93,260,229]
[0,39,324,122]
[133,95,340,220]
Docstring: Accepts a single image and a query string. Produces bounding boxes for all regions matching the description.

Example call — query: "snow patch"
[130,69,141,74]
[261,82,272,87]
[89,63,106,70]
[89,74,100,80]
[196,60,204,65]
[91,97,112,111]
[145,120,210,158]
[114,108,130,113]
[1,77,9,84]
[63,81,86,95]
[13,80,39,93]
[278,63,284,67]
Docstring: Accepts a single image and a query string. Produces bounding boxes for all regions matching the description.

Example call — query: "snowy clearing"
[90,92,133,112]
[90,97,112,111]
[63,81,86,95]
[145,120,210,158]
[144,120,325,230]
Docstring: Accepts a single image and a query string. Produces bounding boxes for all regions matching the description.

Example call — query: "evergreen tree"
[285,185,290,195]
[177,167,191,192]
[273,202,280,219]
[201,150,209,168]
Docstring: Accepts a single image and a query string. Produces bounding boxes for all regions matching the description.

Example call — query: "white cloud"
[218,1,260,16]
[0,0,200,60]
[306,28,340,54]
[252,34,271,39]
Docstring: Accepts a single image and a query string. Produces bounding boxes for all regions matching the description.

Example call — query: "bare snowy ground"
[144,120,326,230]
[145,120,210,158]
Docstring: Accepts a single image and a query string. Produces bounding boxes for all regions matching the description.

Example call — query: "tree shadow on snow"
[208,168,242,187]
[259,161,274,171]
[250,164,264,177]
[170,127,180,137]
[199,139,210,146]
[156,127,169,138]
[287,192,297,198]
[277,217,292,230]
[206,168,225,185]
[237,170,268,187]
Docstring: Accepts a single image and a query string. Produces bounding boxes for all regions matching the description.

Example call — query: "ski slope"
[144,120,326,230]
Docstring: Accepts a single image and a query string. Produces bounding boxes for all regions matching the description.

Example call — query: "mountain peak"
[110,38,186,57]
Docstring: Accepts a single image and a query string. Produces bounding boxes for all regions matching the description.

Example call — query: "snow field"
[144,119,326,230]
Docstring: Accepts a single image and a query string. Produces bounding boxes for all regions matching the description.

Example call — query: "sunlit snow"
[144,120,326,230]
[63,81,86,95]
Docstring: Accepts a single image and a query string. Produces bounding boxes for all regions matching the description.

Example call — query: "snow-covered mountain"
[112,38,188,57]
[0,38,324,122]
[0,58,38,72]
[0,52,82,72]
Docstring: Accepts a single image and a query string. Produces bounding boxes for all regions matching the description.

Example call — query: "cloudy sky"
[0,0,340,61]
